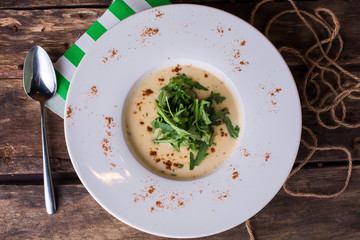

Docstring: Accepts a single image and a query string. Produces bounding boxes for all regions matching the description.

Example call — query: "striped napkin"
[46,0,171,118]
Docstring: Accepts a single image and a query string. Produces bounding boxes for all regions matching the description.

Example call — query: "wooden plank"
[251,164,360,240]
[0,79,69,159]
[0,78,72,174]
[0,0,237,9]
[0,1,360,79]
[1,165,359,239]
[0,8,104,79]
[0,0,111,9]
[0,156,74,176]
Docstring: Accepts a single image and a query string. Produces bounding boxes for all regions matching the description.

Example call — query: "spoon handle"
[40,103,56,214]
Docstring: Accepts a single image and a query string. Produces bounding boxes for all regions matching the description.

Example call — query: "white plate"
[65,4,301,238]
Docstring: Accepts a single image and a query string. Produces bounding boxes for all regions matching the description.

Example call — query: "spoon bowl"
[23,46,57,102]
[23,45,57,214]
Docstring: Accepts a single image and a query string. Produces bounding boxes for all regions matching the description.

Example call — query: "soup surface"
[124,64,241,179]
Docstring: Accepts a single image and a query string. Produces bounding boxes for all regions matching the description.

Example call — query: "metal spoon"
[23,46,57,214]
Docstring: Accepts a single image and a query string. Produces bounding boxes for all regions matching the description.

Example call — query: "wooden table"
[1,0,359,239]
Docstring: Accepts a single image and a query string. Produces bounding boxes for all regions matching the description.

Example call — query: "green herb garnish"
[151,73,239,170]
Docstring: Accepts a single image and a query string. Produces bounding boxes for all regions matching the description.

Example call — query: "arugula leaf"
[210,109,239,138]
[207,91,226,104]
[183,75,208,90]
[158,88,172,108]
[223,115,240,138]
[159,122,173,132]
[213,92,226,104]
[211,109,229,121]
[188,81,208,91]
[151,118,160,131]
[189,152,195,170]
[194,141,209,166]
[199,100,212,125]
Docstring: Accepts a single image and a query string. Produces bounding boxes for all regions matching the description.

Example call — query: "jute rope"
[246,0,357,238]
[245,220,255,240]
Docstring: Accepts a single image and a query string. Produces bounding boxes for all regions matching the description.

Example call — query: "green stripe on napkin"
[146,0,171,7]
[109,0,136,20]
[86,21,107,41]
[63,44,85,67]
[55,70,70,100]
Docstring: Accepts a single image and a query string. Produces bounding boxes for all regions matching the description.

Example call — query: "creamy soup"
[124,64,241,180]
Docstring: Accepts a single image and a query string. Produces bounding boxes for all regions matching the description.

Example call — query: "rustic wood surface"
[0,0,359,239]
